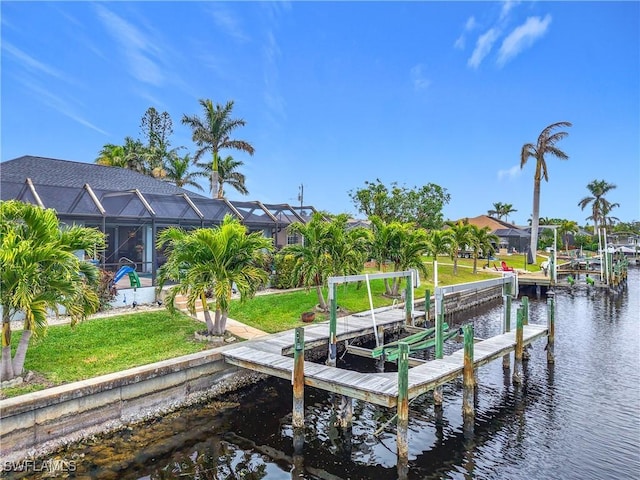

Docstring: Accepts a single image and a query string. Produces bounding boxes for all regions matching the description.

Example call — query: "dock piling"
[293,327,305,430]
[512,307,524,384]
[434,293,445,406]
[328,283,337,367]
[547,295,555,364]
[522,296,531,360]
[462,324,475,419]
[397,342,409,467]
[503,285,512,370]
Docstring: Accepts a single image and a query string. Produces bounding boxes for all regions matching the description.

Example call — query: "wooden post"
[503,288,512,370]
[397,342,409,470]
[512,307,524,384]
[424,288,431,323]
[328,283,337,367]
[462,324,475,419]
[547,295,555,364]
[434,293,445,406]
[521,296,530,360]
[338,395,353,429]
[405,272,413,326]
[293,327,305,430]
[521,296,529,326]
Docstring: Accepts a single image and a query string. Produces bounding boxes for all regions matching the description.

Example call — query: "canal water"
[8,269,640,479]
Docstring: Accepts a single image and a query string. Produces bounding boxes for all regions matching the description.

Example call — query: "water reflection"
[7,270,639,480]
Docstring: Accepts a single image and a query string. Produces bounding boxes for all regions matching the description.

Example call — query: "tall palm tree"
[156,215,273,336]
[446,220,472,275]
[182,99,254,199]
[521,121,572,260]
[164,153,205,191]
[578,179,619,233]
[488,202,517,222]
[468,225,499,273]
[0,200,104,381]
[197,155,249,198]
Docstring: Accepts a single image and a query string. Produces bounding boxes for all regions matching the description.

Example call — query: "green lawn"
[2,311,208,398]
[1,255,540,398]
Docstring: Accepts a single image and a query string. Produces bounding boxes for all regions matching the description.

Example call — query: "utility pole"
[297,184,304,209]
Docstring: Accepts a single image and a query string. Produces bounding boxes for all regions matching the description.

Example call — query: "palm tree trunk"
[11,328,32,377]
[530,178,541,261]
[473,256,478,274]
[200,293,215,334]
[315,285,328,311]
[383,278,392,296]
[453,256,459,275]
[1,314,14,381]
[213,309,225,335]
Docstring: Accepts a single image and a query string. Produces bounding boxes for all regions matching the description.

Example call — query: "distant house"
[461,215,531,253]
[1,156,316,286]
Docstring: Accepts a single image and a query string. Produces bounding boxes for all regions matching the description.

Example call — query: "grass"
[1,311,209,398]
[1,254,544,398]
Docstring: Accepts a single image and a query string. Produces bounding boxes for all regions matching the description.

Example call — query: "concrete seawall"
[0,284,503,463]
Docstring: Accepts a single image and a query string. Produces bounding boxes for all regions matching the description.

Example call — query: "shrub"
[96,269,118,310]
[272,253,300,289]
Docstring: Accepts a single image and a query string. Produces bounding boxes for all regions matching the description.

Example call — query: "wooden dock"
[222,308,548,408]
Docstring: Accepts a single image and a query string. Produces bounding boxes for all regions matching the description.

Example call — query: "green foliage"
[349,179,450,230]
[97,269,118,311]
[272,253,300,289]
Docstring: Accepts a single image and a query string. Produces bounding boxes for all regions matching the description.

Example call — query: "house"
[1,156,315,287]
[462,215,531,254]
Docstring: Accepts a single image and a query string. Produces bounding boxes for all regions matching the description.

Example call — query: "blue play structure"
[113,265,141,289]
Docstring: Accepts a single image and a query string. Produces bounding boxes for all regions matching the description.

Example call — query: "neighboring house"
[1,156,315,286]
[461,215,531,253]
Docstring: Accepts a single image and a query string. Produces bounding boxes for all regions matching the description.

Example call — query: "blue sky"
[2,1,638,226]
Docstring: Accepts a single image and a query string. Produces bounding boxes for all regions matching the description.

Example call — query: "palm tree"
[521,121,572,260]
[578,179,619,233]
[284,213,369,310]
[95,144,126,168]
[164,153,205,191]
[197,155,249,198]
[156,215,273,336]
[182,99,254,199]
[425,228,453,283]
[488,202,517,221]
[558,220,579,255]
[446,220,472,275]
[0,200,104,381]
[468,225,499,273]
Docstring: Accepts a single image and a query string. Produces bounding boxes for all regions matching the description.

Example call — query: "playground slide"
[113,266,134,284]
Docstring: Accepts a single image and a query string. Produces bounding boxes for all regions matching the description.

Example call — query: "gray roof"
[1,155,205,197]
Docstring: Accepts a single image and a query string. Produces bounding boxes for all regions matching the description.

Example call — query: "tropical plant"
[369,216,429,296]
[424,229,453,281]
[487,202,517,222]
[578,179,620,233]
[182,99,254,199]
[468,225,499,273]
[558,220,579,254]
[520,121,572,259]
[349,179,451,230]
[197,155,249,198]
[156,215,273,336]
[283,213,370,310]
[164,153,206,191]
[0,200,104,381]
[446,220,472,275]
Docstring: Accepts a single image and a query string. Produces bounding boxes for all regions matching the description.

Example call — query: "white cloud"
[208,4,250,43]
[94,4,164,86]
[498,14,552,66]
[2,42,67,81]
[21,79,108,136]
[410,64,431,90]
[454,16,477,50]
[497,164,522,180]
[500,0,519,21]
[467,28,499,69]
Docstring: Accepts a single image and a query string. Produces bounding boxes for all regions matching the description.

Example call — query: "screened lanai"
[1,156,316,287]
